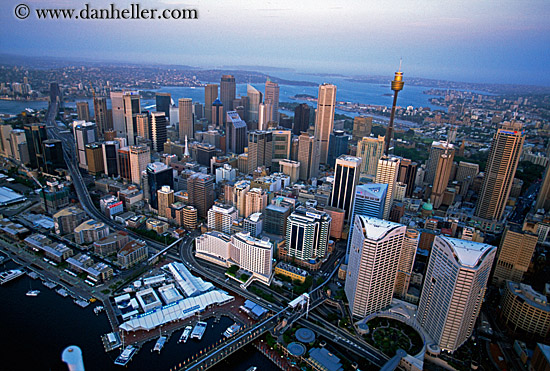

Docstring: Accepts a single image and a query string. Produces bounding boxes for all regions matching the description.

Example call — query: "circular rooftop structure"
[287,342,306,357]
[422,201,433,211]
[357,322,369,335]
[295,328,316,343]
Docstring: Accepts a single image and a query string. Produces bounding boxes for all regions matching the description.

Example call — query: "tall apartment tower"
[298,133,319,181]
[76,101,91,122]
[536,164,550,212]
[110,91,125,137]
[245,188,267,218]
[475,122,525,221]
[264,79,280,123]
[123,92,141,146]
[157,185,174,217]
[247,130,272,173]
[375,156,401,219]
[425,141,455,185]
[178,98,193,141]
[345,216,406,318]
[135,114,149,140]
[394,228,420,299]
[220,75,236,117]
[286,207,331,262]
[226,111,247,154]
[314,84,337,165]
[417,236,496,353]
[93,97,110,136]
[207,203,238,234]
[233,180,251,217]
[129,145,150,185]
[188,173,215,219]
[156,92,171,119]
[293,103,310,135]
[430,144,455,209]
[329,155,362,220]
[492,224,538,286]
[205,84,218,124]
[356,135,385,176]
[150,112,168,152]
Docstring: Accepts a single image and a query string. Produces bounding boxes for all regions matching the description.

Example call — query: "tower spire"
[384,63,405,155]
[184,135,190,158]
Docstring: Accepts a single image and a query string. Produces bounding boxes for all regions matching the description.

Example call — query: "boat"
[152,336,167,353]
[179,325,192,343]
[223,323,241,338]
[245,367,257,371]
[190,321,207,340]
[26,289,40,296]
[94,306,104,315]
[0,269,24,285]
[114,345,137,366]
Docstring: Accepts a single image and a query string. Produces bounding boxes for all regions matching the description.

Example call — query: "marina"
[179,325,192,343]
[0,269,24,285]
[191,321,208,340]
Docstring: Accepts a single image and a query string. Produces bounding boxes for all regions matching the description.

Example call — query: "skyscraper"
[293,103,310,135]
[258,102,272,131]
[352,116,373,142]
[345,216,406,317]
[271,129,292,172]
[425,141,455,185]
[264,79,280,123]
[286,207,331,262]
[136,113,149,140]
[536,165,550,212]
[244,188,267,218]
[475,122,525,221]
[178,98,193,141]
[226,111,247,155]
[157,185,174,217]
[129,145,150,185]
[150,112,168,152]
[356,135,385,176]
[188,172,215,219]
[123,92,141,146]
[394,228,419,299]
[329,155,362,220]
[492,224,538,286]
[247,84,262,123]
[397,158,418,198]
[102,141,119,177]
[42,139,65,174]
[220,75,236,116]
[298,133,319,181]
[85,143,104,175]
[314,84,337,165]
[118,146,131,180]
[73,121,97,170]
[24,123,47,170]
[76,101,91,122]
[211,98,224,129]
[375,156,401,219]
[430,144,455,209]
[327,130,350,167]
[417,236,496,353]
[207,204,238,234]
[146,162,174,210]
[204,84,218,124]
[156,92,171,119]
[247,130,272,173]
[109,91,125,137]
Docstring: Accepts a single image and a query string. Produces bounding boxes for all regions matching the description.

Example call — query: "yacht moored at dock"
[94,306,104,315]
[26,289,40,296]
[179,325,192,343]
[0,269,24,285]
[190,321,207,340]
[114,345,137,366]
[152,336,167,353]
[223,323,241,338]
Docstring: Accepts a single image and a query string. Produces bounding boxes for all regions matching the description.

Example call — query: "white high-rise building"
[230,232,273,284]
[215,164,236,184]
[110,91,126,137]
[207,203,238,234]
[195,231,232,266]
[129,145,150,185]
[286,207,331,262]
[417,236,496,353]
[375,156,401,219]
[394,228,419,299]
[123,92,141,146]
[345,216,406,318]
[73,120,97,170]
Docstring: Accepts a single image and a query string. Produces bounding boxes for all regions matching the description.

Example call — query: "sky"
[1,0,549,85]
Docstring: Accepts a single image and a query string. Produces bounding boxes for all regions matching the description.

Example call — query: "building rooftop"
[356,183,387,201]
[118,240,147,256]
[0,186,26,206]
[74,219,106,233]
[506,281,550,312]
[357,216,404,241]
[439,235,495,268]
[53,206,85,218]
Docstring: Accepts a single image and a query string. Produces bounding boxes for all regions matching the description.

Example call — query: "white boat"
[245,367,257,371]
[114,345,137,366]
[0,269,24,285]
[152,336,167,353]
[190,321,207,340]
[94,306,104,315]
[223,323,241,338]
[26,289,40,296]
[179,325,192,343]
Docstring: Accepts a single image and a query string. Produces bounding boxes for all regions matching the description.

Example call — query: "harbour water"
[0,258,277,371]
